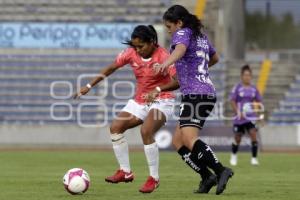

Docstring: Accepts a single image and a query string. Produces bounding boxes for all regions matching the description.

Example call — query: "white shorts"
[121,99,175,121]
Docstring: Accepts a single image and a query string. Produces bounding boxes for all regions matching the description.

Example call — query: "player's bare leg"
[172,124,217,193]
[105,112,143,183]
[139,109,166,193]
[230,133,242,166]
[249,128,259,165]
[172,125,183,149]
[180,126,233,195]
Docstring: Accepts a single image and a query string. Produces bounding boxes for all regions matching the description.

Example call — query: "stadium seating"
[0,50,226,126]
[224,61,300,126]
[0,0,171,22]
[0,0,227,126]
[269,74,300,125]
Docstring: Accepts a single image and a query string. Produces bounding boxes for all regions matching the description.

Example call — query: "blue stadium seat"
[0,0,171,22]
[269,73,300,124]
[0,52,226,125]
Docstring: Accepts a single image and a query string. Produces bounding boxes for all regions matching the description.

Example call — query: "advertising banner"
[0,23,136,48]
[155,124,252,151]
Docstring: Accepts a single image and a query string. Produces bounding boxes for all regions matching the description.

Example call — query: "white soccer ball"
[63,168,90,195]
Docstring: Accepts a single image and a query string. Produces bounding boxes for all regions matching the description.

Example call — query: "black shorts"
[179,94,216,129]
[233,122,257,134]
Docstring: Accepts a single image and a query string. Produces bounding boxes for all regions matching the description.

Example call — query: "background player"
[230,65,263,166]
[148,5,233,195]
[74,25,177,193]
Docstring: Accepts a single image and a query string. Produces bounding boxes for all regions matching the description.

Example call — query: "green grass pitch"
[0,151,299,200]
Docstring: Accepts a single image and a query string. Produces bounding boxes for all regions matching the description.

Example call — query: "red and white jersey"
[114,46,176,104]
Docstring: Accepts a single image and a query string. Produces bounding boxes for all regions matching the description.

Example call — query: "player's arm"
[162,44,186,68]
[231,99,246,120]
[253,101,264,121]
[154,44,186,74]
[89,63,119,87]
[230,85,241,118]
[230,100,238,116]
[208,53,219,67]
[145,75,179,103]
[73,63,119,99]
[160,75,180,92]
[253,89,264,120]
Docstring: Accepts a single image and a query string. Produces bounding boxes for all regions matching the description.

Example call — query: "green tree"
[245,12,300,49]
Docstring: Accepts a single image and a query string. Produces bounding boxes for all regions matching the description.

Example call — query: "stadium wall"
[1,125,299,151]
[259,125,300,151]
[0,125,141,149]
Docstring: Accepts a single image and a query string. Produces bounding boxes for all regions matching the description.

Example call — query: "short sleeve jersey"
[114,46,176,104]
[230,83,263,125]
[170,27,216,95]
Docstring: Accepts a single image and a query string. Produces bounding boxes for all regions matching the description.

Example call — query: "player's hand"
[144,89,160,103]
[153,63,168,75]
[237,112,246,120]
[73,86,90,99]
[257,119,265,127]
[256,113,265,126]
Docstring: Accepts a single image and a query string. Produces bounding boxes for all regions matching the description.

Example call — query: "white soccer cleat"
[251,157,259,165]
[230,154,237,166]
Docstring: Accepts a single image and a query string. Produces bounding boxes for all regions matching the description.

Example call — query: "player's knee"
[110,122,125,134]
[171,135,177,146]
[140,126,151,139]
[181,136,195,150]
[235,136,242,144]
[250,132,257,140]
[172,136,182,150]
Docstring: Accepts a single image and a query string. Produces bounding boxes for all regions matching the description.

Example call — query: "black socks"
[232,141,258,157]
[252,141,258,157]
[232,143,239,154]
[178,145,212,180]
[191,140,225,176]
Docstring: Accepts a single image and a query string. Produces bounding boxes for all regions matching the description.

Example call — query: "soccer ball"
[63,168,90,195]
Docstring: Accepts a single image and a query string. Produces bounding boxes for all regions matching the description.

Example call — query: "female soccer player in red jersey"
[74,25,178,193]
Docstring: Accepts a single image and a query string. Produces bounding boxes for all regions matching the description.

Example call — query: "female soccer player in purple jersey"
[147,5,233,195]
[229,65,263,166]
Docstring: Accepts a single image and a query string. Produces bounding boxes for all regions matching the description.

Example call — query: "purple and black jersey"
[170,28,216,96]
[230,83,262,125]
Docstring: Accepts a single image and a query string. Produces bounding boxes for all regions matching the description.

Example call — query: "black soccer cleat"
[216,167,234,195]
[194,174,217,193]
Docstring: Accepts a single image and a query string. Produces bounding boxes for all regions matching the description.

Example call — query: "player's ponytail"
[147,25,158,46]
[163,5,204,38]
[124,25,158,46]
